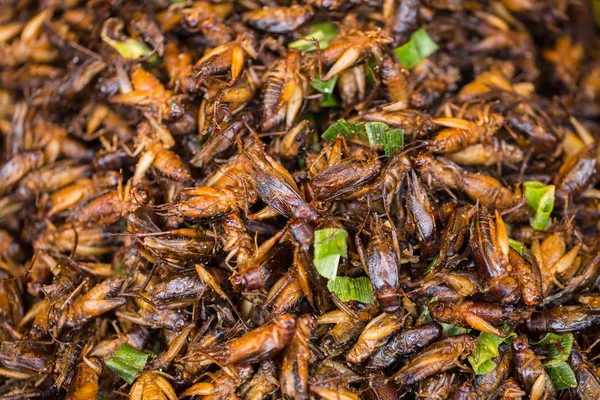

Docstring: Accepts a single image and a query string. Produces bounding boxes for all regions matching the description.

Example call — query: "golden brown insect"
[193,34,257,85]
[130,371,177,400]
[191,114,252,167]
[321,30,394,81]
[91,326,149,359]
[530,233,581,296]
[356,216,402,312]
[346,312,403,364]
[52,276,126,331]
[65,356,100,400]
[311,157,381,202]
[429,300,527,336]
[406,170,440,259]
[159,186,254,221]
[243,5,314,33]
[265,270,305,315]
[281,314,316,400]
[0,150,45,196]
[446,138,524,166]
[429,112,504,154]
[512,336,557,399]
[181,364,254,399]
[260,49,305,131]
[362,109,435,140]
[68,182,149,225]
[209,314,296,365]
[380,57,411,111]
[240,360,279,400]
[46,171,120,217]
[554,144,599,200]
[367,322,443,370]
[525,305,600,334]
[15,160,91,199]
[319,309,374,356]
[470,206,520,304]
[0,10,58,68]
[569,345,600,400]
[34,224,117,257]
[244,139,319,231]
[230,230,290,291]
[310,360,362,400]
[391,335,477,386]
[131,135,192,185]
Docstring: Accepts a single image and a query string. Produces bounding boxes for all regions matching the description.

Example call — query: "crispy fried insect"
[243,5,314,34]
[525,306,600,333]
[380,57,410,112]
[406,170,440,259]
[474,347,512,397]
[311,157,381,202]
[321,30,393,81]
[130,371,177,400]
[512,336,556,399]
[209,314,296,365]
[429,113,504,154]
[16,160,91,199]
[0,150,45,195]
[568,345,600,400]
[429,300,526,336]
[181,364,254,399]
[193,34,257,85]
[240,360,279,400]
[319,309,371,357]
[347,312,403,364]
[159,186,254,221]
[356,216,402,312]
[447,138,524,166]
[66,356,100,400]
[367,322,443,370]
[554,144,599,200]
[68,183,149,225]
[281,315,316,400]
[260,50,305,131]
[470,206,520,304]
[230,233,292,291]
[391,335,477,386]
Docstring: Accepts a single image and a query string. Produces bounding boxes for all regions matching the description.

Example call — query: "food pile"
[1,0,600,399]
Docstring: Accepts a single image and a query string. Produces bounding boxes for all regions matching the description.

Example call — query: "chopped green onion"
[320,93,339,107]
[544,360,578,390]
[313,228,348,280]
[327,276,374,304]
[395,40,421,69]
[365,122,404,156]
[289,22,338,52]
[105,344,149,384]
[383,129,404,156]
[321,119,367,142]
[311,74,338,94]
[311,74,339,107]
[322,120,404,155]
[524,181,555,230]
[411,28,440,59]
[394,28,438,69]
[468,329,516,375]
[536,333,574,362]
[508,238,526,256]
